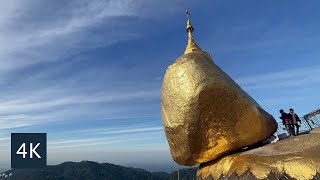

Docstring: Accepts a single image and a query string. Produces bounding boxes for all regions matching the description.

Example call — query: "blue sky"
[0,0,320,172]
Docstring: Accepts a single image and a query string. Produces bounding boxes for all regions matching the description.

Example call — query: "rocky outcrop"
[198,129,320,180]
[161,10,277,166]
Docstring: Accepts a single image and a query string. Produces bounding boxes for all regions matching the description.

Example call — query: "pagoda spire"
[184,9,202,54]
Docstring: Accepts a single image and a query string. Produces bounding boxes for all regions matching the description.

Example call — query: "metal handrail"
[277,108,320,135]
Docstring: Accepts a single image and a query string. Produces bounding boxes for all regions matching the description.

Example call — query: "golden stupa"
[161,9,278,166]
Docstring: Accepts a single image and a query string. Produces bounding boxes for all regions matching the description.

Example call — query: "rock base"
[198,129,320,180]
[212,171,320,180]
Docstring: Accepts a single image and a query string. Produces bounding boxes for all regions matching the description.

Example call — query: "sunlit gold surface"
[161,10,277,166]
[198,130,320,180]
[184,31,201,54]
[161,50,277,166]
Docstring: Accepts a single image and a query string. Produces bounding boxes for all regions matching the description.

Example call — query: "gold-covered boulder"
[161,10,278,166]
[198,130,320,180]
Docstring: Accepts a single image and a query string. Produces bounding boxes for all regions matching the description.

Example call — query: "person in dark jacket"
[279,109,294,136]
[289,108,301,135]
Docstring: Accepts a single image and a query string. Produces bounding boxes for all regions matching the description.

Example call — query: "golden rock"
[161,10,278,166]
[198,129,320,180]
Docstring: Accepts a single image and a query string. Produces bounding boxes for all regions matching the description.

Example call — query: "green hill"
[0,161,196,180]
[165,168,197,180]
[1,161,161,180]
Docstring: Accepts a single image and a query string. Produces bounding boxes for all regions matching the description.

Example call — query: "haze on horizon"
[0,0,320,172]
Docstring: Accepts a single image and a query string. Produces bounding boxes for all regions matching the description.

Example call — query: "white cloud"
[49,137,151,149]
[0,89,159,114]
[0,0,132,73]
[47,126,164,149]
[49,126,163,145]
[65,122,161,134]
[236,65,320,89]
[0,88,159,130]
[98,127,163,134]
[0,0,183,74]
[0,0,181,168]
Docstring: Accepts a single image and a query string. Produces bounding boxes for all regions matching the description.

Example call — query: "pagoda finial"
[184,9,201,54]
[186,9,194,33]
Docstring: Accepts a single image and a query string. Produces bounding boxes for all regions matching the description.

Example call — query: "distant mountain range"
[0,161,197,180]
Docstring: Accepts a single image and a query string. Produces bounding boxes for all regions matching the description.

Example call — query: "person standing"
[289,108,301,135]
[279,109,294,136]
